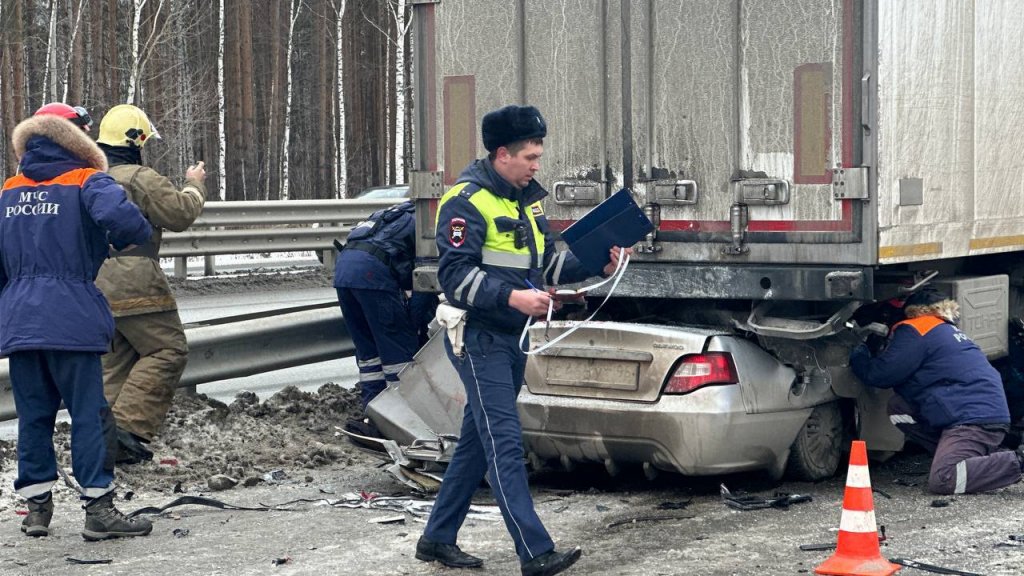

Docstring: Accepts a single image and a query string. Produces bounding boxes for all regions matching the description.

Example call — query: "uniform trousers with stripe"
[423,326,554,565]
[888,394,1022,494]
[336,287,418,408]
[10,350,117,499]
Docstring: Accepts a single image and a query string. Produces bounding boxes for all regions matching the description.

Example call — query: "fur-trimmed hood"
[905,299,960,323]
[12,114,108,175]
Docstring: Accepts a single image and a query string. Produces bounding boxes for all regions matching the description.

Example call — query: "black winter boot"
[21,493,54,537]
[115,427,154,465]
[82,492,153,541]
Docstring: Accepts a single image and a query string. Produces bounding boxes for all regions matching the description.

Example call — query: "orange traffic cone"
[815,440,900,576]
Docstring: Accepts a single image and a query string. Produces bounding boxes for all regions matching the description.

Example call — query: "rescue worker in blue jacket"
[1,103,155,539]
[334,200,424,417]
[850,288,1024,494]
[415,104,629,576]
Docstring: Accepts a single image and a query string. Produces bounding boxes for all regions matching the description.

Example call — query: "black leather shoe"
[415,537,484,568]
[521,547,582,576]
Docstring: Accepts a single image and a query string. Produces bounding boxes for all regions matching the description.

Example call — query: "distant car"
[355,185,410,199]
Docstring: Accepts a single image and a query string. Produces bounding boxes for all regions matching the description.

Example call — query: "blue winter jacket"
[333,200,416,292]
[435,159,592,334]
[850,315,1010,428]
[0,117,152,354]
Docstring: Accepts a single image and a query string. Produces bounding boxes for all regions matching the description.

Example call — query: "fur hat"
[482,105,547,153]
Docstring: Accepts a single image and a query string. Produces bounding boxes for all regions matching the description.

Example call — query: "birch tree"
[333,0,346,198]
[127,0,145,102]
[217,0,226,198]
[43,0,58,104]
[281,0,303,201]
[387,0,410,184]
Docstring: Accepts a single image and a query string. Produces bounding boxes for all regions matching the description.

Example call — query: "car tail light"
[663,352,739,394]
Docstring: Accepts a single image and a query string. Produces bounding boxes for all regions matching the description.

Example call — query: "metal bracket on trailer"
[736,300,861,340]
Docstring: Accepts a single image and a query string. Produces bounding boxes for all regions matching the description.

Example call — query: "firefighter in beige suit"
[94,105,207,464]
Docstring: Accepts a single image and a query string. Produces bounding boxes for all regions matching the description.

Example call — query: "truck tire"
[785,402,843,481]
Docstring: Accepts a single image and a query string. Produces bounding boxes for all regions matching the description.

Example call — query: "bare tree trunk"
[225,0,243,200]
[44,0,59,105]
[217,0,226,199]
[106,0,120,103]
[266,0,284,201]
[127,0,146,103]
[315,0,335,200]
[339,0,352,196]
[394,0,409,184]
[237,0,256,200]
[281,0,301,201]
[1,0,27,174]
[62,0,87,103]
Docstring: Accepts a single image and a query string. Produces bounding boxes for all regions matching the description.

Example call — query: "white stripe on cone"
[838,509,877,533]
[845,464,872,488]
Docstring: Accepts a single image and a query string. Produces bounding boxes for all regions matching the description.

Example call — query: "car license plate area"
[544,357,640,391]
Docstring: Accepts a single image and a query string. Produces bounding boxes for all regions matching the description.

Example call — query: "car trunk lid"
[525,321,724,402]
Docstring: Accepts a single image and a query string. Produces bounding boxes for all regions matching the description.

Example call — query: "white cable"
[518,254,630,355]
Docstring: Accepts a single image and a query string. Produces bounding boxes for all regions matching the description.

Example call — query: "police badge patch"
[449,217,467,247]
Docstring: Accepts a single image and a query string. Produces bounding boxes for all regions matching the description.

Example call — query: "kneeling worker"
[850,288,1024,494]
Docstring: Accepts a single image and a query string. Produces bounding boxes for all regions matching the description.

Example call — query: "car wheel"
[785,402,843,481]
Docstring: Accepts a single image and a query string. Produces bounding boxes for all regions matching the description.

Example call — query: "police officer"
[94,104,207,464]
[415,104,628,576]
[334,199,425,422]
[1,103,154,539]
[850,288,1024,494]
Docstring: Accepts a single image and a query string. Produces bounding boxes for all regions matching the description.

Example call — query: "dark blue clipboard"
[559,188,654,275]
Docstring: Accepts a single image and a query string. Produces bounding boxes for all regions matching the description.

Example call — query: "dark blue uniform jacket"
[850,315,1010,428]
[436,159,592,334]
[333,200,416,292]
[0,136,153,354]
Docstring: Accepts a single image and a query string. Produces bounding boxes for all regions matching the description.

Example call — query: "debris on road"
[208,474,239,491]
[605,513,695,529]
[66,557,113,565]
[891,557,986,576]
[720,484,812,511]
[127,495,272,518]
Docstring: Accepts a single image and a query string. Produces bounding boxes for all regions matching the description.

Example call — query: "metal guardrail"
[0,303,353,422]
[161,198,402,257]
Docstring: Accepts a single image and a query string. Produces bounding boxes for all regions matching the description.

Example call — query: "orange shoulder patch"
[893,315,944,336]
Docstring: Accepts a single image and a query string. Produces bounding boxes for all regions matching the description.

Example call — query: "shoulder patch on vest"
[530,203,544,217]
[449,217,467,247]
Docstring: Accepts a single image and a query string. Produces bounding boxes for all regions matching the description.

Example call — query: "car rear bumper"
[518,384,811,476]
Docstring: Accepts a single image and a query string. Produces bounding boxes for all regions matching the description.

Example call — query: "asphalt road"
[2,452,1022,575]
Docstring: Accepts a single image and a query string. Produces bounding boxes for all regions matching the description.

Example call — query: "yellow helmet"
[97,104,161,148]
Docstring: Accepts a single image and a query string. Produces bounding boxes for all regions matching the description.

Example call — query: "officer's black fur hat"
[482,105,547,153]
[904,287,947,308]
